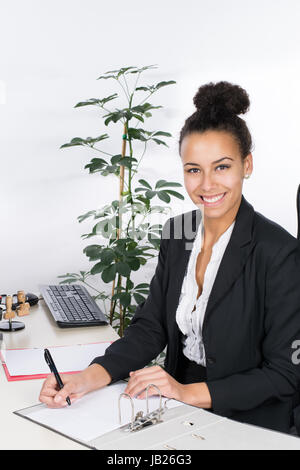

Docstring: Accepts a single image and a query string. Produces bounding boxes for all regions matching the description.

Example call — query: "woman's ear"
[243,153,253,177]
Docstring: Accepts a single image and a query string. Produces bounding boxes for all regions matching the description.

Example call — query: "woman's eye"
[186,165,230,174]
[216,164,230,171]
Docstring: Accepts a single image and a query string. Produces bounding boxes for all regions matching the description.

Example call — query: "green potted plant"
[58,65,184,341]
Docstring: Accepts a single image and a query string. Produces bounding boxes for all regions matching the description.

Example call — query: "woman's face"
[180,130,252,220]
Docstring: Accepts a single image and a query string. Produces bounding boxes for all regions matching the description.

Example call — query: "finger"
[40,384,58,397]
[40,390,85,408]
[125,368,166,394]
[127,367,164,388]
[40,373,58,393]
[39,375,60,404]
[39,392,66,408]
[136,389,158,400]
[53,382,74,405]
[125,375,155,395]
[129,366,162,378]
[40,372,73,396]
[125,376,166,398]
[69,392,85,402]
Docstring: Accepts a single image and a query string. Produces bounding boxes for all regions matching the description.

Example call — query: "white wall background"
[1,0,300,297]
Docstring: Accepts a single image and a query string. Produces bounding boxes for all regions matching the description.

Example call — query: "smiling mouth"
[200,192,226,203]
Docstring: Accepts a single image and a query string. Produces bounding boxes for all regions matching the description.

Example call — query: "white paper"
[26,382,182,443]
[2,342,110,376]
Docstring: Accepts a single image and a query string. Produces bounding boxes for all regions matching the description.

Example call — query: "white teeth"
[202,193,225,203]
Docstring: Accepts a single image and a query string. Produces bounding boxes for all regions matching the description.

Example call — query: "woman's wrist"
[84,363,112,392]
[179,382,212,409]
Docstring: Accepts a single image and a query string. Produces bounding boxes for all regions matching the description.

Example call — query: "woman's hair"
[179,81,253,160]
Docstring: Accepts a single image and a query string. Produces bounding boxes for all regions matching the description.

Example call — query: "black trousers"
[175,347,207,384]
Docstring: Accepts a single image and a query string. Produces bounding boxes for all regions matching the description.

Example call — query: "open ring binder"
[14,380,299,450]
[118,384,169,432]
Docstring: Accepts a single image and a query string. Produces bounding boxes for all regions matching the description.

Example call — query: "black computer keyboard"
[39,284,108,328]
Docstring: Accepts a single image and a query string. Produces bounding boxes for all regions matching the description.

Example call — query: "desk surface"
[1,299,300,450]
[0,299,119,450]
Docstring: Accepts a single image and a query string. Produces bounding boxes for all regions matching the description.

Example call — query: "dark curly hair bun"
[193,81,250,124]
[179,80,253,158]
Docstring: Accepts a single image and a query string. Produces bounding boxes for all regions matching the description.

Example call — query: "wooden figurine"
[18,302,30,316]
[4,295,15,319]
[17,290,30,316]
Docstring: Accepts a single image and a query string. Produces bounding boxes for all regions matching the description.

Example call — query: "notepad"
[15,381,183,445]
[1,342,111,381]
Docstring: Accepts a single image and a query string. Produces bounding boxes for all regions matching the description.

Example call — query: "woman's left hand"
[124,365,184,401]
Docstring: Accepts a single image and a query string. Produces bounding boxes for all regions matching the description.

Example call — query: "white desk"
[0,299,118,450]
[1,300,300,450]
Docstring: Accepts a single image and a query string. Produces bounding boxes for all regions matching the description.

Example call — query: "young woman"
[39,81,300,434]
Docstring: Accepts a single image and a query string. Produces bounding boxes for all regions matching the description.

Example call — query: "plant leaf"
[157,191,171,203]
[127,258,140,271]
[101,248,115,264]
[133,293,146,304]
[83,244,102,260]
[74,94,118,108]
[101,264,117,282]
[155,180,182,188]
[115,262,131,277]
[145,190,156,199]
[84,158,108,173]
[152,131,172,137]
[138,179,152,189]
[90,260,107,275]
[163,189,185,200]
[119,292,131,308]
[155,80,176,89]
[151,138,168,147]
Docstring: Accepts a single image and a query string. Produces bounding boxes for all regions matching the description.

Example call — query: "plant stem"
[116,273,123,336]
[137,91,154,107]
[115,76,130,102]
[122,74,131,103]
[81,280,102,295]
[91,145,130,191]
[131,72,141,107]
[109,120,128,329]
[109,278,116,324]
[130,141,148,183]
[90,146,114,158]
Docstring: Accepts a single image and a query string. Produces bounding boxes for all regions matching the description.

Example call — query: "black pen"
[44,348,71,406]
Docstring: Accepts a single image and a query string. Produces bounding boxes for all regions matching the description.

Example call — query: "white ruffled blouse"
[175,216,235,366]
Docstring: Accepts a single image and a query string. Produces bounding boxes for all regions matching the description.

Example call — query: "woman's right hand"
[39,363,112,408]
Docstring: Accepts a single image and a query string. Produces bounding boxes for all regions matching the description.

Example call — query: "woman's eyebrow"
[184,157,234,167]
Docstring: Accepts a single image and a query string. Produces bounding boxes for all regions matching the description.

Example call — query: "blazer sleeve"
[206,240,300,416]
[89,219,171,383]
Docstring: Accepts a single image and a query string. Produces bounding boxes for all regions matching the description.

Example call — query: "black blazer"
[92,195,300,433]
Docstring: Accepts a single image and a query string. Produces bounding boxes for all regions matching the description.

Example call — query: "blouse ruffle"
[175,215,235,366]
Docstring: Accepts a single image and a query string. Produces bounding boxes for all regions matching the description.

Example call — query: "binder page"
[15,382,182,443]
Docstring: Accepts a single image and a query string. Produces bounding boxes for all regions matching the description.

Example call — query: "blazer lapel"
[168,196,256,334]
[168,208,202,318]
[166,196,255,375]
[202,195,256,331]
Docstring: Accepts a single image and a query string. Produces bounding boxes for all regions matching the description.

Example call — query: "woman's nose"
[198,172,215,192]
